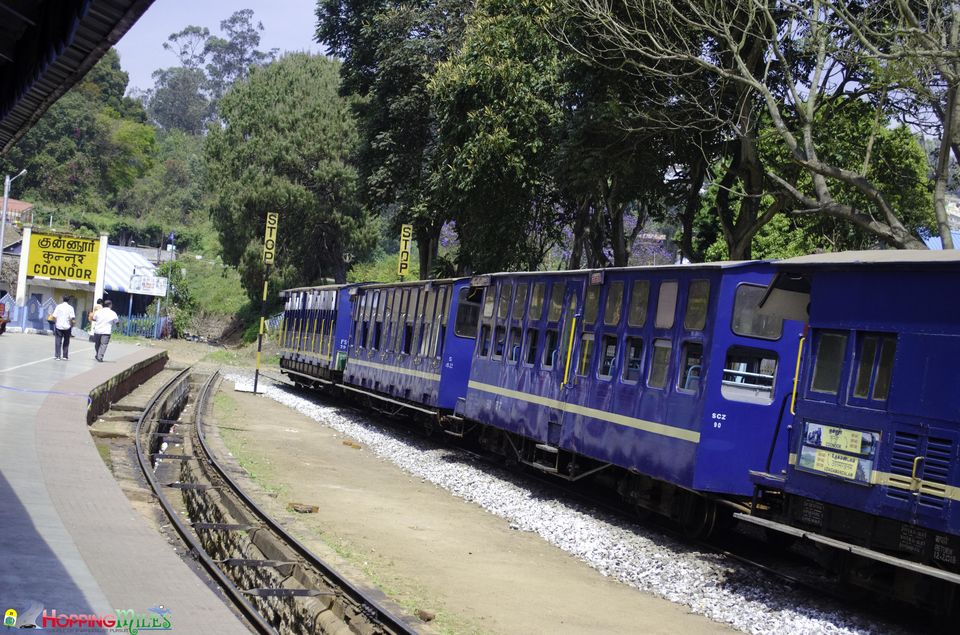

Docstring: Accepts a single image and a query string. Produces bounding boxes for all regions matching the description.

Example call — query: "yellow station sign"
[27,233,99,283]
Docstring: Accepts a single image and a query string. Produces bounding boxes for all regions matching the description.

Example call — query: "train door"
[556,280,583,392]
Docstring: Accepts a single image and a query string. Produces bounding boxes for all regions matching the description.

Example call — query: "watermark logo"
[3,603,172,632]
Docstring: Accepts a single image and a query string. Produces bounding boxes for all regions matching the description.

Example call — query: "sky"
[115,0,321,92]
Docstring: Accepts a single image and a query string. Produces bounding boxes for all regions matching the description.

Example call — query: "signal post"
[253,212,278,394]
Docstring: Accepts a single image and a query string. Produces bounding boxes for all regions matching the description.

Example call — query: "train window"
[622,337,643,383]
[493,325,506,359]
[525,328,540,365]
[731,283,783,340]
[577,334,595,376]
[508,327,523,362]
[548,284,564,322]
[648,339,672,389]
[454,287,483,338]
[479,324,492,357]
[543,329,559,368]
[722,346,778,404]
[585,286,600,324]
[598,335,618,379]
[499,283,513,320]
[853,337,878,399]
[530,283,545,320]
[513,283,528,320]
[873,337,896,401]
[684,280,710,331]
[373,321,383,350]
[852,334,897,402]
[677,342,703,392]
[655,281,678,329]
[628,280,650,327]
[810,332,848,395]
[604,281,624,326]
[483,286,495,319]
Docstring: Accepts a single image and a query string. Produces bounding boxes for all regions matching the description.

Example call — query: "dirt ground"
[204,382,733,635]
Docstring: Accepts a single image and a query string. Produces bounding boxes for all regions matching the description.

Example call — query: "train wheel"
[678,494,718,539]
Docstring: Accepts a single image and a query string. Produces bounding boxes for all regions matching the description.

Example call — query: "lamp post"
[0,168,28,281]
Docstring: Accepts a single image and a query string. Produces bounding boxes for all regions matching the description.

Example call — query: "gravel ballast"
[226,371,903,635]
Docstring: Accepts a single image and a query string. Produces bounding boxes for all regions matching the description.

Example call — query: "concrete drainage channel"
[136,368,418,635]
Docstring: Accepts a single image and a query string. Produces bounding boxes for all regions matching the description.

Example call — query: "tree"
[205,9,277,101]
[429,0,568,273]
[148,67,210,134]
[557,0,933,252]
[205,54,376,300]
[316,0,473,277]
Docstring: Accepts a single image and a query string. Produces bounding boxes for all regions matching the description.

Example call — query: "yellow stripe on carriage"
[467,380,700,444]
[348,358,442,382]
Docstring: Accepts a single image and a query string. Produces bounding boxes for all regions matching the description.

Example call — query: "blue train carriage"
[342,277,480,418]
[740,250,960,608]
[458,262,803,534]
[278,284,356,388]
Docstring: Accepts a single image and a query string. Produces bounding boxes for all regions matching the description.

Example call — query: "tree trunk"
[568,198,589,269]
[416,222,441,279]
[679,155,706,263]
[935,84,958,250]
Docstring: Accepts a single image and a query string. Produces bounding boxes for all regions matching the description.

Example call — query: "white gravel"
[226,371,901,635]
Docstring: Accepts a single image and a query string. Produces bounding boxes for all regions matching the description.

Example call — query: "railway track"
[134,367,418,635]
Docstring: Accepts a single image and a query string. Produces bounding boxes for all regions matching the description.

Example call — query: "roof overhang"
[0,0,155,154]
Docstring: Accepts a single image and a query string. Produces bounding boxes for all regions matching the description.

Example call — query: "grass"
[178,256,248,316]
[203,345,279,367]
[213,392,288,498]
[94,441,114,473]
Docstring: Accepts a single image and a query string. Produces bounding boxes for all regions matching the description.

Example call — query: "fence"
[0,294,169,339]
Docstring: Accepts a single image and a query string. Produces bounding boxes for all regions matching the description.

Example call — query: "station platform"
[0,333,247,632]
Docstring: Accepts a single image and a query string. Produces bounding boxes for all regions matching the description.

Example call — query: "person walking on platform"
[52,296,75,360]
[92,299,119,362]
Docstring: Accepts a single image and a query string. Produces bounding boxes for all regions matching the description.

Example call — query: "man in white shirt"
[52,296,76,360]
[92,299,120,362]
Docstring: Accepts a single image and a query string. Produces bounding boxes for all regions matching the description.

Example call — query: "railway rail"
[134,367,417,635]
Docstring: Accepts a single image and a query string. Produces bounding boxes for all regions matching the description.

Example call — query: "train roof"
[280,283,355,296]
[471,260,761,281]
[357,277,464,290]
[774,249,960,269]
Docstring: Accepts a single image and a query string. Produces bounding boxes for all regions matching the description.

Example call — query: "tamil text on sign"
[263,212,279,265]
[27,233,99,283]
[398,224,413,277]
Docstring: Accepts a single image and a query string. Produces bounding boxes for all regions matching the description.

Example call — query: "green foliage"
[429,0,566,272]
[205,53,376,301]
[347,247,421,283]
[155,261,196,334]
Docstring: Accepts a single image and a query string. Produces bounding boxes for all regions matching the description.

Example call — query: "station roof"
[1,0,155,154]
[103,245,154,293]
[775,249,960,268]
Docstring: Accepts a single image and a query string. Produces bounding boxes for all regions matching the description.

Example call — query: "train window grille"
[577,334,595,376]
[622,337,643,383]
[482,286,496,319]
[648,339,672,389]
[684,279,710,331]
[919,437,953,508]
[604,281,624,326]
[492,325,506,359]
[628,280,650,328]
[479,324,492,357]
[584,285,600,324]
[508,327,522,362]
[530,282,545,321]
[810,332,848,395]
[455,287,483,338]
[731,283,783,340]
[655,281,678,329]
[543,329,560,368]
[548,284,564,322]
[524,328,540,365]
[721,346,778,404]
[498,282,513,320]
[513,283,529,320]
[598,335,618,380]
[677,342,704,393]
